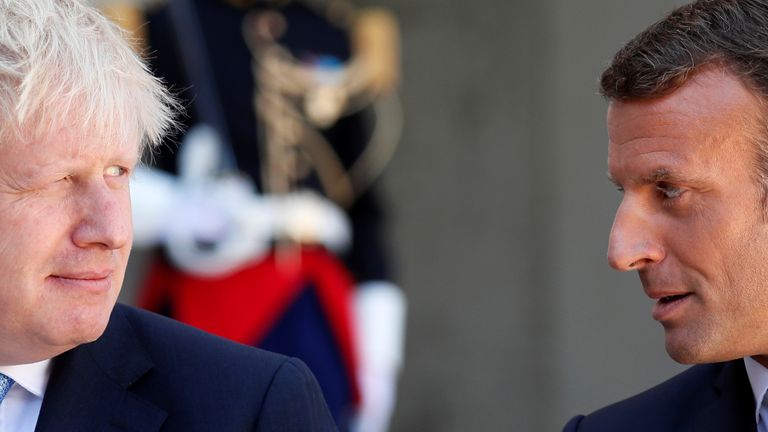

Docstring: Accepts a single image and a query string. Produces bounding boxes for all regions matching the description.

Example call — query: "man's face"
[0,126,137,365]
[607,68,768,364]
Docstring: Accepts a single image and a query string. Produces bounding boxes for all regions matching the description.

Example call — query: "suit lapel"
[34,305,167,432]
[692,360,756,432]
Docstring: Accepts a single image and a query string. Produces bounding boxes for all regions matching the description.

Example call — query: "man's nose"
[71,182,132,250]
[607,198,664,271]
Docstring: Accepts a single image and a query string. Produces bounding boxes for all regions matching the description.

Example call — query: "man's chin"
[666,345,704,364]
[73,308,113,343]
[664,336,743,365]
[13,315,110,365]
[49,301,115,349]
[75,318,110,344]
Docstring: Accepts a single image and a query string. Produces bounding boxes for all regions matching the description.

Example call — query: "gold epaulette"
[353,7,401,95]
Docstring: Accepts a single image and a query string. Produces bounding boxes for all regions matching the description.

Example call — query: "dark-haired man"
[565,1,768,431]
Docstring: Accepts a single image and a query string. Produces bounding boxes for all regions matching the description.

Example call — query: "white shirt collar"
[0,359,52,398]
[743,356,768,423]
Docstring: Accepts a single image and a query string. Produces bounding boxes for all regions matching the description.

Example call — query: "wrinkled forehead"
[607,68,765,147]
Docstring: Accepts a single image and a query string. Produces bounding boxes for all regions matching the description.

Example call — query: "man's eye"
[656,182,683,199]
[104,166,127,177]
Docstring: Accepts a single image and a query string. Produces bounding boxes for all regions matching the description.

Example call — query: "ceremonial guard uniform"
[115,1,407,430]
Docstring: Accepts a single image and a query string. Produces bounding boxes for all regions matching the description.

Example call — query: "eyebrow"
[607,168,707,187]
[641,168,675,184]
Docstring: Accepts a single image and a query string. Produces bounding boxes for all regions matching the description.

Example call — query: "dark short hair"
[601,0,768,100]
[601,0,768,205]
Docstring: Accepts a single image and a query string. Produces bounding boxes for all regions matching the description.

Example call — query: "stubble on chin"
[663,320,741,365]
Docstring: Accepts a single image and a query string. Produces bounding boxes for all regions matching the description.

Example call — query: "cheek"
[0,203,71,328]
[659,212,743,294]
[663,215,713,260]
[724,224,768,287]
[668,197,755,260]
[695,209,768,308]
[0,200,73,272]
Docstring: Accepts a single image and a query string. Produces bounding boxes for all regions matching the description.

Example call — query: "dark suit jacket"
[563,360,756,431]
[33,304,337,431]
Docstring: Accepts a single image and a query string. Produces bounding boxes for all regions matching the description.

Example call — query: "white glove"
[131,124,275,276]
[351,281,407,432]
[130,165,178,247]
[163,176,275,277]
[131,123,226,249]
[273,190,351,253]
[130,124,352,276]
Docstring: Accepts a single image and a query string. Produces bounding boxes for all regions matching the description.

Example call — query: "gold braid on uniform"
[241,2,402,209]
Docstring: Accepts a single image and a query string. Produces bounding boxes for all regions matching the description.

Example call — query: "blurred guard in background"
[97,0,406,430]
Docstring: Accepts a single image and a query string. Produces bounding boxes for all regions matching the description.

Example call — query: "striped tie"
[0,373,13,404]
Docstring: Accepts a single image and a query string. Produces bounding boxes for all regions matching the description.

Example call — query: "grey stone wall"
[374,1,688,431]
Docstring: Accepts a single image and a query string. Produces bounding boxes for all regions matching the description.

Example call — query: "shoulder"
[563,363,726,432]
[115,303,286,371]
[105,304,336,430]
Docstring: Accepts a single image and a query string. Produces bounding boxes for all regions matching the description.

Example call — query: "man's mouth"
[46,271,113,293]
[652,292,693,321]
[659,293,692,304]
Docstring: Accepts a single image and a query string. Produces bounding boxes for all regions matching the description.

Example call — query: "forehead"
[608,68,761,143]
[43,128,135,156]
[606,68,764,179]
[4,97,145,158]
[2,124,140,174]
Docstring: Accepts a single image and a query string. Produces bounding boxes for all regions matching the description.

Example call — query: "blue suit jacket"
[563,360,756,431]
[33,304,337,431]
